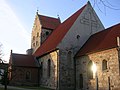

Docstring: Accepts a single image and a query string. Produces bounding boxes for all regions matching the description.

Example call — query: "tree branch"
[100,0,120,10]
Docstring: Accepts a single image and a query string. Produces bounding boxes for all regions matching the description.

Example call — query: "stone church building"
[9,1,120,90]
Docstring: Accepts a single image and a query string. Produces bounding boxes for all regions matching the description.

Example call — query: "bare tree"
[0,43,4,62]
[90,0,120,14]
[0,43,8,90]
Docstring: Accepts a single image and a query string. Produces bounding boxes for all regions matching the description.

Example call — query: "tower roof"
[38,14,61,30]
[33,4,87,57]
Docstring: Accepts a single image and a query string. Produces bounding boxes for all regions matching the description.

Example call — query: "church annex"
[9,1,120,90]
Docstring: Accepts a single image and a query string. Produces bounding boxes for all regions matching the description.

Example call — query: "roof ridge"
[38,14,61,30]
[91,23,120,37]
[12,53,33,56]
[38,14,59,20]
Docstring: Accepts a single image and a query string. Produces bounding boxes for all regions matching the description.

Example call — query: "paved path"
[0,84,36,90]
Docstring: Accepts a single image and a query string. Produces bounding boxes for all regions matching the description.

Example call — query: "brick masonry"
[9,67,39,86]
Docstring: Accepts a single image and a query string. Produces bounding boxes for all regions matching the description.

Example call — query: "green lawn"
[0,86,53,90]
[18,86,50,90]
[19,86,54,90]
[0,88,14,90]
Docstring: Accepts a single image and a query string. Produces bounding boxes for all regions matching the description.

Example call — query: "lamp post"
[92,62,98,90]
[96,71,98,90]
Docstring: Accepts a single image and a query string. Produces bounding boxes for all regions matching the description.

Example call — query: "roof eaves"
[36,48,59,59]
[86,46,117,56]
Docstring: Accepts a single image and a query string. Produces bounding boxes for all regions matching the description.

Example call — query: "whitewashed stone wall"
[58,2,104,55]
[76,48,120,90]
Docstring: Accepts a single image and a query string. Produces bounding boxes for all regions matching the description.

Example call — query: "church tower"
[31,11,61,54]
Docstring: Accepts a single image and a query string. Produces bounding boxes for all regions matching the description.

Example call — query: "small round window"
[77,35,80,39]
[46,31,49,36]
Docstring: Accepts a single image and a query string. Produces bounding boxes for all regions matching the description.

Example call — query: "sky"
[0,0,120,63]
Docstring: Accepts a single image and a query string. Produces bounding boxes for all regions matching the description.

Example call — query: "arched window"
[33,43,35,47]
[67,51,72,66]
[48,59,51,77]
[87,61,93,79]
[33,36,35,40]
[37,32,39,37]
[102,60,107,71]
[36,41,38,46]
[77,35,80,40]
[79,74,83,89]
[26,71,31,80]
[40,62,43,77]
[46,31,49,36]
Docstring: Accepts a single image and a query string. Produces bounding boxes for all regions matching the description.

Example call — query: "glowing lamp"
[92,62,97,74]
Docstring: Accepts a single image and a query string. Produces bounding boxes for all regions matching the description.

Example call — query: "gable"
[31,13,61,53]
[33,4,87,57]
[57,1,104,54]
[32,14,41,32]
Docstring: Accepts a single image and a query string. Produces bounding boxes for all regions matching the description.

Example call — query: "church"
[9,1,120,90]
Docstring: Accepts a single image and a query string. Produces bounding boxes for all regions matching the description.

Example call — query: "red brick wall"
[9,66,39,86]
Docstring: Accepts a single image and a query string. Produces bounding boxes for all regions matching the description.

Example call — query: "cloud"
[0,0,31,62]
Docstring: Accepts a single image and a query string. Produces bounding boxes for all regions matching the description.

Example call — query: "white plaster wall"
[58,3,105,55]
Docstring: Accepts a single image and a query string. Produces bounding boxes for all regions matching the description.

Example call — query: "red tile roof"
[11,53,39,67]
[33,4,87,57]
[38,15,61,30]
[76,23,120,57]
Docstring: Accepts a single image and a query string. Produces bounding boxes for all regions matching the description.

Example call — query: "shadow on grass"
[18,86,54,90]
[0,86,54,90]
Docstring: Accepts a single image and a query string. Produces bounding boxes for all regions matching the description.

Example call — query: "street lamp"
[92,62,98,90]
